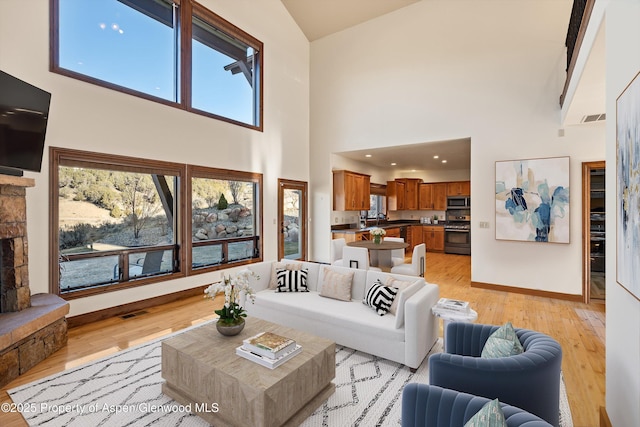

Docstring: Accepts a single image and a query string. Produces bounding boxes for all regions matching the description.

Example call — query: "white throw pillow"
[385,277,414,315]
[319,268,354,301]
[390,279,423,329]
[269,262,302,289]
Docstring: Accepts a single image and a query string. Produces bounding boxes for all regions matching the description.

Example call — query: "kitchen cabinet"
[333,170,371,211]
[386,180,406,210]
[447,181,471,196]
[419,183,447,210]
[332,231,369,243]
[410,225,424,250]
[387,179,422,210]
[400,179,422,210]
[423,226,444,252]
[385,227,401,238]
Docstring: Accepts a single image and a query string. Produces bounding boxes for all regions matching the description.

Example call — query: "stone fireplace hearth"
[0,175,69,388]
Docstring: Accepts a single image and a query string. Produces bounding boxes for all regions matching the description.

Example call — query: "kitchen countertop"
[331,222,444,234]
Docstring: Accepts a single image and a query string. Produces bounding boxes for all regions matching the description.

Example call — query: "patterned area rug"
[8,324,573,427]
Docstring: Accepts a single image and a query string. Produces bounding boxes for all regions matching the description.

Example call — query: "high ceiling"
[280,0,420,41]
[280,0,604,174]
[280,0,470,173]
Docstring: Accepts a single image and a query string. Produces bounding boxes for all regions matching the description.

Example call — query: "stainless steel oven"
[444,224,471,255]
[445,208,471,255]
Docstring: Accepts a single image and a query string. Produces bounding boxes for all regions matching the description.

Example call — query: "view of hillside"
[58,167,257,290]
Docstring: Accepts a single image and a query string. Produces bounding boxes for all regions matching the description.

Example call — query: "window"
[50,148,263,299]
[368,184,387,219]
[188,166,261,273]
[51,0,263,130]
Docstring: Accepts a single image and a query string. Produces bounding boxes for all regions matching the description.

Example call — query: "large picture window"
[188,166,261,273]
[51,0,263,130]
[50,148,263,299]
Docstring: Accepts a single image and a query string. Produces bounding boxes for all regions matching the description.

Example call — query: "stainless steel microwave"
[447,196,470,209]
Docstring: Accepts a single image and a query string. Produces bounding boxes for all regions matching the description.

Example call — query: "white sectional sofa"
[244,260,440,370]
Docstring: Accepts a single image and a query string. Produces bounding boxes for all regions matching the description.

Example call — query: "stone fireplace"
[0,175,69,388]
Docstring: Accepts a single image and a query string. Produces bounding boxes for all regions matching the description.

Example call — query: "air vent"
[581,113,606,123]
[120,310,149,319]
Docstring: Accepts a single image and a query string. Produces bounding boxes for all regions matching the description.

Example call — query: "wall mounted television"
[0,70,51,177]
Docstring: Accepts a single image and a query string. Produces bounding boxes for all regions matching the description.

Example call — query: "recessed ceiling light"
[391,162,397,166]
[411,169,416,172]
[433,155,439,159]
[365,154,372,158]
[442,160,447,163]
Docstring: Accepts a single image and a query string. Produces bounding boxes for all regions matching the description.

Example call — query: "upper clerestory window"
[51,0,263,130]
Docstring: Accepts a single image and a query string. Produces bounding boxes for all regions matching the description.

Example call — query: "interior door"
[278,179,307,260]
[582,161,606,303]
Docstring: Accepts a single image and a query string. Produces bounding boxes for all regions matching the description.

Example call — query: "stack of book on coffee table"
[235,331,302,369]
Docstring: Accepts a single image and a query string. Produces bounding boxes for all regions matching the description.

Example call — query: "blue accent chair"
[428,322,562,426]
[401,383,553,426]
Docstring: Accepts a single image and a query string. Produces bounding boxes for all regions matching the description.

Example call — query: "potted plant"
[204,269,258,336]
[370,227,386,244]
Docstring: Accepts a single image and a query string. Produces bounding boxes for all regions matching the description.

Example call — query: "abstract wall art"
[616,70,640,301]
[495,156,570,243]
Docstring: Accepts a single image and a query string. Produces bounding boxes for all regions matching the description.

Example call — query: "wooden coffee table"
[161,317,336,427]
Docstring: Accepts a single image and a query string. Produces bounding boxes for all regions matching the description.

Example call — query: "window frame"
[186,165,263,276]
[49,147,264,300]
[50,147,188,300]
[49,0,264,131]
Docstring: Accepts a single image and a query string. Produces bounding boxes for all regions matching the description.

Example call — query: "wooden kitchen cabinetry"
[409,225,444,252]
[423,226,444,252]
[447,181,471,196]
[410,225,424,250]
[332,231,370,243]
[401,179,422,210]
[386,180,405,210]
[384,227,401,238]
[419,183,447,210]
[333,170,371,211]
[387,179,422,211]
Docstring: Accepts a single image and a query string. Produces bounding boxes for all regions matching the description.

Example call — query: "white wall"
[0,0,309,316]
[605,1,640,425]
[310,0,605,297]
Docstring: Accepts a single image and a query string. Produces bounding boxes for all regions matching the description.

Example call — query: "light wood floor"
[0,253,605,427]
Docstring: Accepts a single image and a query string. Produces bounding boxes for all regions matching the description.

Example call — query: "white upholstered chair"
[391,243,425,277]
[342,246,381,271]
[330,238,346,266]
[384,236,406,266]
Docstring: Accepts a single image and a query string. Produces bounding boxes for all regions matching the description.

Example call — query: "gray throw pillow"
[464,399,507,427]
[481,322,524,358]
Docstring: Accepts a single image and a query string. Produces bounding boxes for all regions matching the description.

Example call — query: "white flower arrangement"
[204,269,259,325]
[370,228,386,237]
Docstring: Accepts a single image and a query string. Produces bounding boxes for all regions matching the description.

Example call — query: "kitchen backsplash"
[331,210,446,227]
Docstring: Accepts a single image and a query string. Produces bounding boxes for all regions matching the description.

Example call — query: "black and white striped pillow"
[363,279,398,315]
[275,268,309,292]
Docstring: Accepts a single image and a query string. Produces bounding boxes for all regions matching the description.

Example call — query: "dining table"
[346,240,409,271]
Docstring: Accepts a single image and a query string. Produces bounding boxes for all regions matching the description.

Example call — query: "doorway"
[278,179,308,261]
[582,161,606,303]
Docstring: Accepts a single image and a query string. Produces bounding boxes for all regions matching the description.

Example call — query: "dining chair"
[383,236,406,266]
[330,238,346,266]
[342,246,381,271]
[391,243,425,277]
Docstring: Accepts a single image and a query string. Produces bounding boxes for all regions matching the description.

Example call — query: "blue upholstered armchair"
[401,383,553,427]
[428,322,562,426]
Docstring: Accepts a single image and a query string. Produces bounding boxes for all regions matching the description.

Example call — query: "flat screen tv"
[0,70,51,177]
